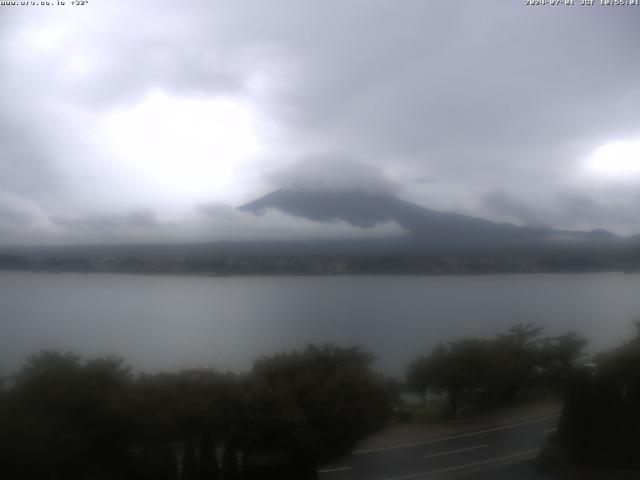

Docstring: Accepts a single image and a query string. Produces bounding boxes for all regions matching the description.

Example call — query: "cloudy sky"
[1,0,639,244]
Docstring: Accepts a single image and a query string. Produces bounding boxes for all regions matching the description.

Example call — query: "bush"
[0,344,396,479]
[407,325,586,416]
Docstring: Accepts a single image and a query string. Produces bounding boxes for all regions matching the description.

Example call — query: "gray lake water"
[1,271,639,377]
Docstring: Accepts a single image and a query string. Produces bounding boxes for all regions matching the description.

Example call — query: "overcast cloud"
[1,0,640,244]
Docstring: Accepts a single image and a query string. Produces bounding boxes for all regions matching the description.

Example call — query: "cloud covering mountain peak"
[267,155,400,195]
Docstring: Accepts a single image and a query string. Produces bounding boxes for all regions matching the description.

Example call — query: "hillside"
[240,190,623,253]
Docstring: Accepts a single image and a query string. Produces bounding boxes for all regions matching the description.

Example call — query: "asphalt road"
[318,415,559,480]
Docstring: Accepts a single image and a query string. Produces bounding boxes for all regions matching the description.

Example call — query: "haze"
[1,1,640,245]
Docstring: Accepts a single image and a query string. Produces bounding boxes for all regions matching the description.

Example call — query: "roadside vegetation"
[0,345,394,480]
[540,323,640,477]
[406,324,587,418]
[3,323,639,479]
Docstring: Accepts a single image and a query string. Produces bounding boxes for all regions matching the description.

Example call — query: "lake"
[1,271,639,377]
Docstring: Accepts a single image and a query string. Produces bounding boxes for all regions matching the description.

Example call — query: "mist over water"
[1,271,639,377]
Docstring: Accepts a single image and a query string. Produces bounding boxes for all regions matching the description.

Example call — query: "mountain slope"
[240,190,623,252]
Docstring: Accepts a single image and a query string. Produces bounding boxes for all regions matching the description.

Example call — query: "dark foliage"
[240,345,393,478]
[407,325,586,416]
[558,324,640,470]
[0,345,394,479]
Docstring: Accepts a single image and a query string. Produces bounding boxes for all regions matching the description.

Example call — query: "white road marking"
[423,444,488,459]
[318,466,352,474]
[352,414,559,455]
[378,449,540,480]
[543,428,557,434]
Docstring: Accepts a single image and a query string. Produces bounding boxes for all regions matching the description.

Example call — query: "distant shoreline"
[0,267,634,279]
[2,249,638,278]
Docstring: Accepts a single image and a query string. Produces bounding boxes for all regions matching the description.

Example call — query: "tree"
[241,345,395,478]
[6,351,134,479]
[408,339,498,416]
[558,323,640,470]
[407,325,587,416]
[198,432,219,480]
[129,368,240,479]
[492,324,545,402]
[539,331,588,392]
[1,345,395,480]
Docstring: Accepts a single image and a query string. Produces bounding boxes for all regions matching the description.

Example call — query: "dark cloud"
[0,201,34,227]
[554,190,640,234]
[52,210,161,237]
[0,93,65,201]
[1,1,640,242]
[268,154,400,195]
[0,190,57,244]
[194,202,406,241]
[0,202,404,246]
[482,189,546,228]
[479,187,640,235]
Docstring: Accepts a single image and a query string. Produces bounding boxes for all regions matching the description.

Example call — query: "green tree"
[408,339,497,416]
[6,351,134,479]
[559,323,640,469]
[407,325,586,416]
[128,368,240,479]
[539,331,588,392]
[241,345,395,478]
